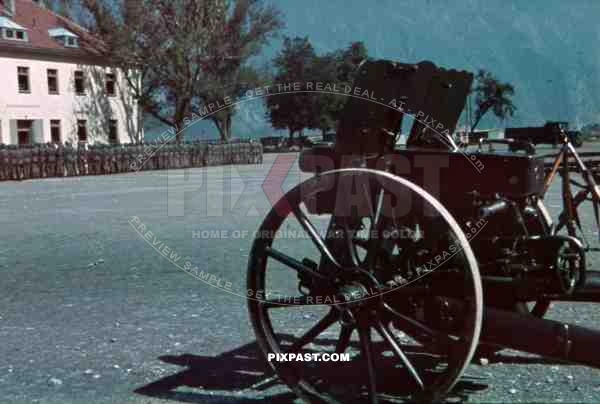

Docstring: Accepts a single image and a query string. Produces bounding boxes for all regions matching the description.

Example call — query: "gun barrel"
[482,308,600,368]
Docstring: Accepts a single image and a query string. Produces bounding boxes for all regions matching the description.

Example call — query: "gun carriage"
[246,58,600,403]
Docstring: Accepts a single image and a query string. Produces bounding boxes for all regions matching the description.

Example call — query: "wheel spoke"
[375,321,424,390]
[357,323,378,404]
[287,309,338,353]
[362,182,376,220]
[335,325,354,354]
[342,220,360,267]
[382,303,455,347]
[373,188,385,228]
[265,246,328,280]
[366,188,387,269]
[293,206,341,268]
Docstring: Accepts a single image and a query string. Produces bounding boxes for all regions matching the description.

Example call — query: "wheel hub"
[335,267,382,309]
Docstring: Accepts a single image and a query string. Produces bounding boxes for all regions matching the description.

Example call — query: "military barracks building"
[0,0,139,145]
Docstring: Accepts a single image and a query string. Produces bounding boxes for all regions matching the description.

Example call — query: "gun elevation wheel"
[247,169,483,403]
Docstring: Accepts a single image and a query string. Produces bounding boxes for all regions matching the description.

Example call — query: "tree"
[312,42,367,135]
[470,69,517,132]
[191,0,283,141]
[266,36,319,139]
[82,0,282,143]
[45,0,73,18]
[265,39,368,139]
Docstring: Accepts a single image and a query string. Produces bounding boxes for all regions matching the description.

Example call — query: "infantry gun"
[246,58,600,403]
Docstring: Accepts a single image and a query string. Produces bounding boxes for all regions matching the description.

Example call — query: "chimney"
[2,0,15,16]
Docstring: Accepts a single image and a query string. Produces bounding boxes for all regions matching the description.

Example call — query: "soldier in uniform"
[110,145,116,174]
[47,143,56,177]
[18,146,27,180]
[84,145,92,175]
[184,143,191,168]
[66,141,77,176]
[156,145,163,170]
[121,145,128,173]
[56,143,65,177]
[31,145,40,179]
[161,144,167,169]
[140,143,149,170]
[165,143,175,169]
[111,145,119,173]
[140,144,148,170]
[78,143,88,176]
[63,142,71,176]
[21,145,33,180]
[181,143,190,168]
[100,145,109,174]
[174,143,181,169]
[150,145,157,170]
[180,143,187,168]
[170,144,177,169]
[119,145,125,173]
[90,145,99,175]
[124,145,133,172]
[123,145,130,172]
[12,146,21,180]
[39,144,47,178]
[153,143,160,170]
[163,145,170,169]
[91,145,97,175]
[0,145,7,181]
[8,146,16,180]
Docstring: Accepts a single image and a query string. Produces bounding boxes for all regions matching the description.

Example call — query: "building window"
[50,120,61,143]
[77,120,87,142]
[17,120,32,145]
[65,36,78,47]
[108,120,118,144]
[17,66,30,93]
[74,70,85,95]
[47,69,59,94]
[105,73,116,96]
[3,29,27,41]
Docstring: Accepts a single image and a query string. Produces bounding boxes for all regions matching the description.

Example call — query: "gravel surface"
[1,149,600,403]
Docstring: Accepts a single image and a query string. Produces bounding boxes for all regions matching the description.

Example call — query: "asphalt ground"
[1,146,600,403]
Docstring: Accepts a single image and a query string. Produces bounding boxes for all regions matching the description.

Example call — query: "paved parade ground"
[2,149,600,403]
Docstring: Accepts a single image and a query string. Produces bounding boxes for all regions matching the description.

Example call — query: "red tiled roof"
[0,0,106,58]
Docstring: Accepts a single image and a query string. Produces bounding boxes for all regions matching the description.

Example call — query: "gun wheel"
[247,169,483,403]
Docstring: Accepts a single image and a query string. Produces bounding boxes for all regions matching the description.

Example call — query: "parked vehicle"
[506,121,583,151]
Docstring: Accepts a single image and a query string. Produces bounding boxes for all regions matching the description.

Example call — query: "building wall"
[0,53,140,144]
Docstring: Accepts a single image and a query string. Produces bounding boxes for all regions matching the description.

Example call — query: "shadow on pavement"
[136,336,489,403]
[135,340,296,403]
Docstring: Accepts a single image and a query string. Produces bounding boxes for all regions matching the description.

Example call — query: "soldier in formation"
[0,140,260,181]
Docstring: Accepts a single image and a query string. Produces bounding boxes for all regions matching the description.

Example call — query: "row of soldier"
[0,141,263,181]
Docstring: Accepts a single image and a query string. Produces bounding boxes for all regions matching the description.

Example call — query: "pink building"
[0,0,140,145]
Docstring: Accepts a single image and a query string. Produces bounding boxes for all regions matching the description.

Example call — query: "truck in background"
[505,121,583,151]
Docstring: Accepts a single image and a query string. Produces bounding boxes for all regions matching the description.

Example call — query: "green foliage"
[470,69,517,131]
[266,37,318,138]
[314,42,367,134]
[265,38,367,138]
[82,0,282,142]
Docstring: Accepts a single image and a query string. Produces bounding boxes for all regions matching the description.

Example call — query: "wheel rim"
[247,169,483,403]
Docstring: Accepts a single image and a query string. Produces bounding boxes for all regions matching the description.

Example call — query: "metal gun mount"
[247,58,600,403]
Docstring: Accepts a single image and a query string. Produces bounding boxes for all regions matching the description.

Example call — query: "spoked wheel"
[247,169,483,403]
